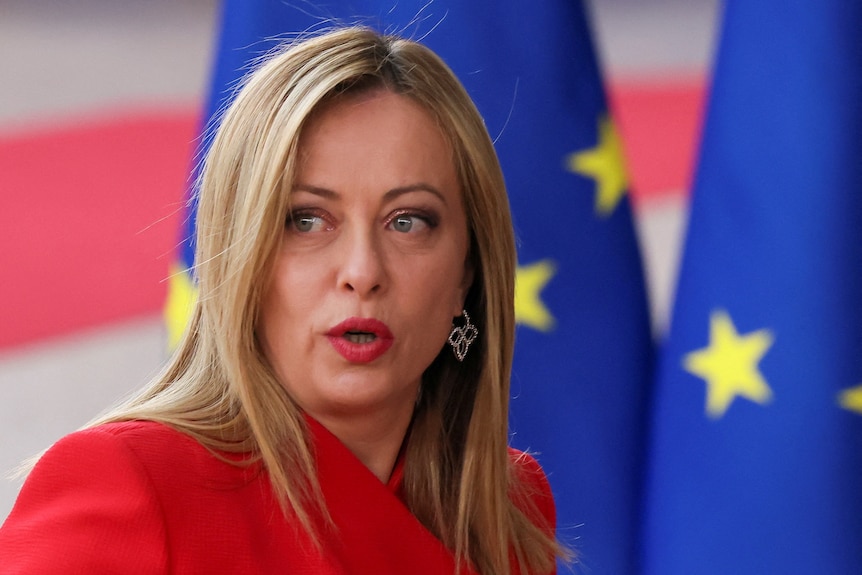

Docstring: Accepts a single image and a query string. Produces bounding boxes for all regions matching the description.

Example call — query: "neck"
[313,406,413,483]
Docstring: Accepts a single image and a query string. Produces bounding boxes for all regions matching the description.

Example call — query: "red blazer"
[0,419,556,574]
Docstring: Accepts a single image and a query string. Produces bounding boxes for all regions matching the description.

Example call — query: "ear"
[453,257,475,317]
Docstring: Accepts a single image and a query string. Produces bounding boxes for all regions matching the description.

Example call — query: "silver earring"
[448,310,478,362]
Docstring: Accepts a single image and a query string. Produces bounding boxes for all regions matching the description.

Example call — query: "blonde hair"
[95,27,564,574]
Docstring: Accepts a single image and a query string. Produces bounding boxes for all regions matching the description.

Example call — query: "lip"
[325,317,394,363]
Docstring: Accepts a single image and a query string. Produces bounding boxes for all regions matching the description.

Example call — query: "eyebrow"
[292,183,449,205]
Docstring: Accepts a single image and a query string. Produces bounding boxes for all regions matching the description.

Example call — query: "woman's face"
[258,89,473,430]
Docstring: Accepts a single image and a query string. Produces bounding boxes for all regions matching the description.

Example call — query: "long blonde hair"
[95,27,564,574]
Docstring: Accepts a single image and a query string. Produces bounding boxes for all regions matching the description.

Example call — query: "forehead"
[302,88,448,146]
[294,89,461,197]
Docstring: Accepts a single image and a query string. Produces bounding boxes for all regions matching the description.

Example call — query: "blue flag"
[167,2,653,572]
[643,2,862,573]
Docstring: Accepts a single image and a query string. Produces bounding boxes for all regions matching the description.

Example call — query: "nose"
[337,227,386,297]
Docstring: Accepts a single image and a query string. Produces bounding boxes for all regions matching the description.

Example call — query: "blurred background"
[0,0,719,522]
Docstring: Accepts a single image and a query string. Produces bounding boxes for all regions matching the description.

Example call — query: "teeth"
[344,332,376,344]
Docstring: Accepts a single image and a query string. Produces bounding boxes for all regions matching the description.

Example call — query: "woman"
[0,27,567,574]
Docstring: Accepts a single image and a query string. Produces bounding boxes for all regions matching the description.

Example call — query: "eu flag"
[166,2,653,572]
[643,2,862,573]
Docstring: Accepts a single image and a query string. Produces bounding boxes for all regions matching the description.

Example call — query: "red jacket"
[0,419,556,574]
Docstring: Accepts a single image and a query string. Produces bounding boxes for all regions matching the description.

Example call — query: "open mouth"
[344,331,376,344]
[326,318,394,363]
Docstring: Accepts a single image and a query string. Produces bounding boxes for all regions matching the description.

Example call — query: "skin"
[258,89,473,482]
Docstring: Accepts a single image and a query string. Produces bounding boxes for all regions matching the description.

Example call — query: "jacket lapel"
[308,417,477,575]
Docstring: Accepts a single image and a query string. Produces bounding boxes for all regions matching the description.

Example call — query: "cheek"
[265,252,324,313]
[415,257,471,320]
[257,284,286,361]
[257,261,308,352]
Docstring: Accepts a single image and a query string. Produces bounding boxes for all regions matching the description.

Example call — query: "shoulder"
[0,421,181,572]
[33,420,258,513]
[68,419,199,452]
[25,420,201,490]
[6,420,198,509]
[31,419,198,461]
[508,448,553,499]
[507,448,556,532]
[77,420,222,466]
[31,421,215,487]
[0,421,266,573]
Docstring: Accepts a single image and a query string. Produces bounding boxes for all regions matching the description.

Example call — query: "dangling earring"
[448,310,478,362]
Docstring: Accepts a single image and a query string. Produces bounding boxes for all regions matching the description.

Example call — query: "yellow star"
[838,385,862,416]
[683,310,775,419]
[163,263,198,349]
[565,115,628,216]
[515,259,556,332]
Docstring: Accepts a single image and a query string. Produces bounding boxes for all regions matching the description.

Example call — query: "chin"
[319,380,416,415]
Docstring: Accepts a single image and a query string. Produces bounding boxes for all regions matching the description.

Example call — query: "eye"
[391,215,419,233]
[387,211,436,234]
[287,210,329,233]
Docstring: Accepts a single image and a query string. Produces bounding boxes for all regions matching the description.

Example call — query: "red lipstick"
[326,318,394,363]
